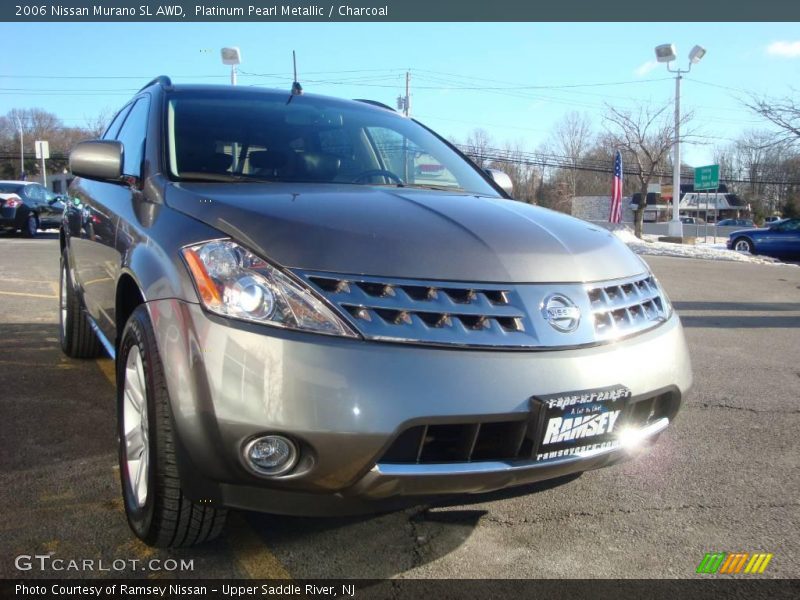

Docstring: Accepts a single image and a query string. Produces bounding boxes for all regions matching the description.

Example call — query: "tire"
[733,237,755,254]
[59,250,103,358]
[22,213,38,238]
[117,305,227,547]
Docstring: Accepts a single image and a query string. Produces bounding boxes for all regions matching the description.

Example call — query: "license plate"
[530,385,631,461]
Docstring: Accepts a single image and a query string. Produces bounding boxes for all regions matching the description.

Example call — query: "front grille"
[379,392,677,465]
[299,272,534,347]
[295,270,670,349]
[587,275,669,339]
[380,419,530,464]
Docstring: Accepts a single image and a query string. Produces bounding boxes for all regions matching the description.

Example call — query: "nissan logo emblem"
[542,294,581,333]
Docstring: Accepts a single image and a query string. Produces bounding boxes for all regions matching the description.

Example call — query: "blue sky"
[2,22,799,165]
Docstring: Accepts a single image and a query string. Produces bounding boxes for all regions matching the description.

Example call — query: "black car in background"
[0,181,64,236]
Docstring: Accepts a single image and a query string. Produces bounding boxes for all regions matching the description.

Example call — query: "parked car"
[679,216,704,225]
[764,216,783,225]
[717,218,754,227]
[60,77,693,547]
[727,218,800,259]
[0,181,64,236]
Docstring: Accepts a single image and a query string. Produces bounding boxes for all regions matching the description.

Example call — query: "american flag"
[608,150,623,223]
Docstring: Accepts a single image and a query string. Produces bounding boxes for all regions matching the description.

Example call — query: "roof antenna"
[291,51,303,96]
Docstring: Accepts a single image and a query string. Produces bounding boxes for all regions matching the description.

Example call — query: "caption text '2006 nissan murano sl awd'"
[59,76,692,547]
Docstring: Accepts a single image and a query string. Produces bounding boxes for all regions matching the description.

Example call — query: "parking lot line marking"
[226,514,291,579]
[97,358,116,386]
[0,290,58,299]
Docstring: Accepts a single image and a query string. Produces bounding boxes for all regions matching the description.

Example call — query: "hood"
[166,183,647,283]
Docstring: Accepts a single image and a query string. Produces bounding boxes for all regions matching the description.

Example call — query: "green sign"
[694,164,720,191]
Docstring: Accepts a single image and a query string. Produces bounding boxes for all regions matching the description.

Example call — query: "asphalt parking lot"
[1,233,798,580]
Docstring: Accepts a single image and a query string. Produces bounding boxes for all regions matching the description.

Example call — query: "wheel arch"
[116,271,146,350]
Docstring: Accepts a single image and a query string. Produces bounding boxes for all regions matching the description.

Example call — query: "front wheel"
[733,237,755,254]
[22,214,38,238]
[117,305,227,547]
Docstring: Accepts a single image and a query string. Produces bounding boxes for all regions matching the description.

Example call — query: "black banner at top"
[2,0,800,22]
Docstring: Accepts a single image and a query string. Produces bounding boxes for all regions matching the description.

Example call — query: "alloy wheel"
[122,346,149,508]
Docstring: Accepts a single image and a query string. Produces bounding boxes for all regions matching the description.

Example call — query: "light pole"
[221,47,242,171]
[14,115,24,179]
[655,43,706,238]
[221,47,241,86]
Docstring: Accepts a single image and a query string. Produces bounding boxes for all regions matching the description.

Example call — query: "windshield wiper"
[177,172,275,184]
[393,183,466,192]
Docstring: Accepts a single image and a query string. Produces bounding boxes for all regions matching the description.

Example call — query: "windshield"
[165,90,500,196]
[0,184,24,194]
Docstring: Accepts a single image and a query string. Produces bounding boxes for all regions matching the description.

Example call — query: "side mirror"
[484,168,514,197]
[70,140,123,182]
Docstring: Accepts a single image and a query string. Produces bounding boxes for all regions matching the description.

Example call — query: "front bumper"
[148,298,692,515]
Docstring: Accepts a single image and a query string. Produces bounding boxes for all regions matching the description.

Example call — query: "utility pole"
[405,71,411,117]
[397,71,411,116]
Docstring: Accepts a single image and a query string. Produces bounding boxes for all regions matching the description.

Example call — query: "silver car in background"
[60,77,692,547]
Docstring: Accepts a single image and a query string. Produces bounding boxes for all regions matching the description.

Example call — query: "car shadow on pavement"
[0,323,117,473]
[238,474,581,578]
[678,314,800,328]
[673,301,800,312]
[673,300,800,328]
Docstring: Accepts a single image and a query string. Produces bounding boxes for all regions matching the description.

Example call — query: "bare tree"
[744,91,800,144]
[603,102,693,238]
[486,140,540,203]
[0,108,101,179]
[462,128,493,169]
[548,111,594,198]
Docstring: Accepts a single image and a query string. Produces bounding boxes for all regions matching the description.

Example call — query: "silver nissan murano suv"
[60,76,692,547]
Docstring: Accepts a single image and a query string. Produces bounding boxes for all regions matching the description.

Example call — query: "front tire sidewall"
[117,312,158,543]
[23,214,37,238]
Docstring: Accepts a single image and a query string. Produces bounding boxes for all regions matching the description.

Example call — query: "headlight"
[182,240,357,338]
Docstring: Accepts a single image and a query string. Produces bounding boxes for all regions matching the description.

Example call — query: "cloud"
[766,40,800,58]
[634,60,659,77]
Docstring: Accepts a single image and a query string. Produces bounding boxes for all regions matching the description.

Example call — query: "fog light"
[244,435,298,476]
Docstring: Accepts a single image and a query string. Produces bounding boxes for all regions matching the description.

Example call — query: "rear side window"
[115,97,150,177]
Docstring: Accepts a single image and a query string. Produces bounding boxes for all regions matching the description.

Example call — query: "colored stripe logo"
[697,552,773,574]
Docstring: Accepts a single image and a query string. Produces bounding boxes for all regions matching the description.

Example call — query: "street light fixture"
[654,43,706,238]
[220,47,241,86]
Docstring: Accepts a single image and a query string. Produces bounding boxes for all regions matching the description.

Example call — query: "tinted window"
[27,185,45,201]
[115,97,150,177]
[103,104,133,141]
[165,91,499,196]
[0,183,25,194]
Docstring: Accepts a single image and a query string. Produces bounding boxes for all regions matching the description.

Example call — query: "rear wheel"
[118,305,227,547]
[22,214,38,238]
[733,237,755,254]
[59,250,103,358]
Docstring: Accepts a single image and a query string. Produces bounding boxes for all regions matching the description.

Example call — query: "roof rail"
[354,99,396,112]
[138,75,173,93]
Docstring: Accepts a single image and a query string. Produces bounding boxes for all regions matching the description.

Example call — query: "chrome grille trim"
[295,270,671,349]
[586,274,669,339]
